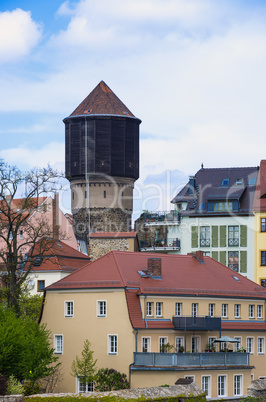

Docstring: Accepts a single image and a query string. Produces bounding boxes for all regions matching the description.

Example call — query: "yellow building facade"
[40,251,266,399]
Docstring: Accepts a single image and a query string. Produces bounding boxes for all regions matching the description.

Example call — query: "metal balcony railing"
[228,238,239,246]
[143,211,180,224]
[200,239,210,247]
[139,238,180,250]
[172,316,221,331]
[133,352,250,367]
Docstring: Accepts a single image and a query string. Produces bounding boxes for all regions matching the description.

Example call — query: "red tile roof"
[89,231,137,238]
[69,81,135,118]
[253,160,266,211]
[222,321,266,331]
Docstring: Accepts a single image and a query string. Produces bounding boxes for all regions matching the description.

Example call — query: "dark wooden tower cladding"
[64,81,141,239]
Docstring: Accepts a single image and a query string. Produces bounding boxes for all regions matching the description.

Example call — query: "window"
[78,378,94,393]
[19,230,23,240]
[234,304,241,318]
[258,338,264,354]
[257,305,263,319]
[54,335,63,354]
[146,302,153,316]
[234,375,242,396]
[214,201,233,211]
[108,335,117,355]
[104,190,106,198]
[228,226,239,246]
[200,226,210,247]
[249,304,255,319]
[228,251,239,272]
[221,178,229,186]
[261,218,266,232]
[191,336,200,353]
[234,337,241,352]
[175,302,182,317]
[85,190,87,199]
[97,301,106,317]
[261,279,266,287]
[142,337,151,353]
[65,301,73,317]
[209,303,215,317]
[159,337,168,353]
[247,337,254,354]
[156,302,163,317]
[236,178,243,185]
[218,375,226,397]
[175,337,184,352]
[202,376,210,398]
[222,304,228,318]
[37,280,45,292]
[261,251,266,266]
[192,303,198,317]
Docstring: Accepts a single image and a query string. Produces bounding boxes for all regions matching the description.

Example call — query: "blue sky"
[1,0,266,214]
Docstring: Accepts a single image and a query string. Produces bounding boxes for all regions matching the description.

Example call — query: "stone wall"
[88,238,130,261]
[248,379,266,399]
[0,396,23,402]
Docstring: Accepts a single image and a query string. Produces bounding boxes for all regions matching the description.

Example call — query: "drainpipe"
[144,295,148,328]
[129,362,134,389]
[135,329,139,352]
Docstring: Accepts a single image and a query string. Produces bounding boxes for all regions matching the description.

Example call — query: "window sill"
[97,315,106,318]
[65,315,73,318]
[108,353,117,355]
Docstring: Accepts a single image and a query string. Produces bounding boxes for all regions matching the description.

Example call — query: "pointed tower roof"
[69,81,135,118]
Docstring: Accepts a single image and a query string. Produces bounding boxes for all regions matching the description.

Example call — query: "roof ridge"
[112,251,127,286]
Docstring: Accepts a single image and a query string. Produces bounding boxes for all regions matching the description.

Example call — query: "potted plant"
[161,343,175,353]
[178,346,184,353]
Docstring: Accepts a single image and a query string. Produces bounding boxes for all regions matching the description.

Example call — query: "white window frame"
[247,337,254,354]
[175,302,182,317]
[54,334,63,354]
[65,301,74,317]
[258,337,265,354]
[156,302,163,317]
[142,337,151,353]
[175,337,184,352]
[97,300,107,317]
[249,304,255,319]
[222,303,228,318]
[185,375,195,381]
[209,303,215,317]
[108,334,118,355]
[191,335,200,353]
[202,375,211,398]
[234,374,243,396]
[19,230,23,240]
[146,302,153,317]
[159,336,168,352]
[192,303,198,317]
[234,337,242,352]
[257,305,263,319]
[218,375,227,397]
[77,378,94,393]
[234,304,241,318]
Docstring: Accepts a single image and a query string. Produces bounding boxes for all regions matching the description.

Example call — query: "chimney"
[52,193,59,241]
[193,250,204,264]
[147,258,162,277]
[189,176,195,195]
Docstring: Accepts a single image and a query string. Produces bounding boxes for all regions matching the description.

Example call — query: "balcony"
[139,238,180,252]
[142,211,180,226]
[133,351,250,368]
[172,316,221,331]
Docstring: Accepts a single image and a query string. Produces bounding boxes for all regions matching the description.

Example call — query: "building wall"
[41,289,135,393]
[26,271,70,296]
[88,237,135,261]
[254,212,266,286]
[166,215,254,280]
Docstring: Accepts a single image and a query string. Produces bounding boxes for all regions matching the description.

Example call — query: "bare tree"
[0,162,63,313]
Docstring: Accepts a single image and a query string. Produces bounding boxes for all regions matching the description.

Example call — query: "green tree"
[71,339,97,387]
[18,293,43,322]
[0,162,62,313]
[95,368,129,391]
[0,305,60,390]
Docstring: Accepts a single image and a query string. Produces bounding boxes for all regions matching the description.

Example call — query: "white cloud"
[0,9,42,63]
[0,142,64,169]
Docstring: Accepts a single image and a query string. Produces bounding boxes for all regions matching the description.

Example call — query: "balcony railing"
[228,238,239,246]
[133,352,250,367]
[139,238,180,250]
[200,239,210,247]
[143,211,180,225]
[172,316,221,331]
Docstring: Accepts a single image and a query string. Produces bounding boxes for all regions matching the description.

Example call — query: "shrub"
[23,380,42,396]
[0,375,8,396]
[95,368,129,391]
[6,375,24,395]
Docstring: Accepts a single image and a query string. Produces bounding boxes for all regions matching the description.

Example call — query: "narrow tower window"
[104,191,106,198]
[72,192,74,200]
[85,191,87,199]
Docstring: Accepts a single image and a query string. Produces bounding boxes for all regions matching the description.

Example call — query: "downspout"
[135,329,139,352]
[85,118,90,234]
[129,329,139,389]
[144,295,148,328]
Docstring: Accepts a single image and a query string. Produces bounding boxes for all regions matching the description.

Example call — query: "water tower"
[64,81,141,242]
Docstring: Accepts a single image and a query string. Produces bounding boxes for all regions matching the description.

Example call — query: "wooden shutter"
[212,251,219,261]
[220,251,226,265]
[212,226,218,247]
[191,226,198,248]
[240,251,247,273]
[220,226,226,247]
[240,225,247,247]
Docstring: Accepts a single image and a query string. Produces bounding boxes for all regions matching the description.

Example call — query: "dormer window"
[236,178,243,185]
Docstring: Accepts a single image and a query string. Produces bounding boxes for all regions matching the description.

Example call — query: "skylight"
[248,177,256,186]
[221,178,229,186]
[235,178,243,185]
[233,275,240,281]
